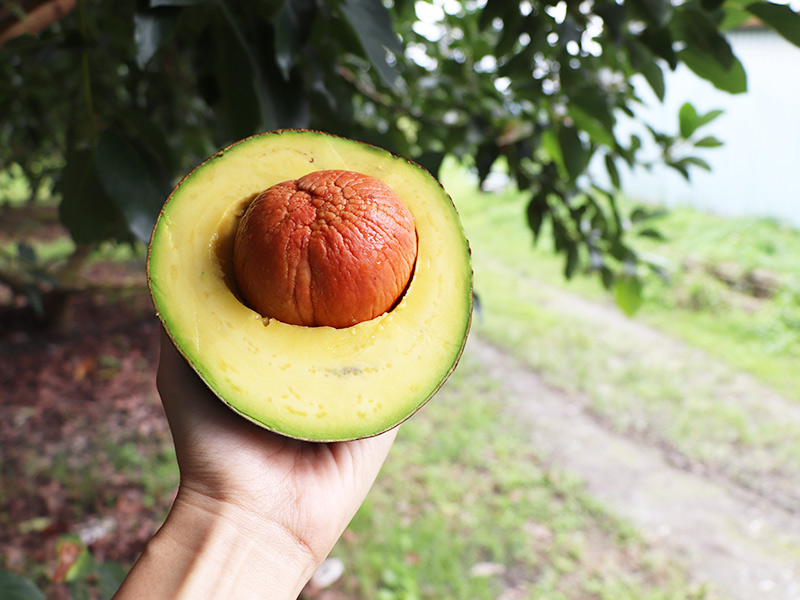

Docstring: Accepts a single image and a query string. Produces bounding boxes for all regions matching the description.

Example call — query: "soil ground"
[467,273,800,600]
[2,234,799,597]
[0,288,168,575]
[470,333,800,600]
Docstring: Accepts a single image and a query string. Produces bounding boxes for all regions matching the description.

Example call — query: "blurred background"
[1,0,799,598]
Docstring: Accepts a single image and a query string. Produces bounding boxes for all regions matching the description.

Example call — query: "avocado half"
[147,129,472,442]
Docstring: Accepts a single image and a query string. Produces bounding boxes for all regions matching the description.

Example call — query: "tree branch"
[0,0,77,46]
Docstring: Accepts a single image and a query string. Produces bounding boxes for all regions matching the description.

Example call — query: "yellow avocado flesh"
[147,130,472,441]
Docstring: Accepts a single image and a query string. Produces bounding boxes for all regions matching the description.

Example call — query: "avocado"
[147,130,472,441]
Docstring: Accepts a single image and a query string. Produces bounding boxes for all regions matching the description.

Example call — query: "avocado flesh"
[147,130,472,441]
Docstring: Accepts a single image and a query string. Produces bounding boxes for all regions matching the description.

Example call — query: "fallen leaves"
[0,289,175,582]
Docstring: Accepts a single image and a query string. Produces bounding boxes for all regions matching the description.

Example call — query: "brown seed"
[233,170,418,328]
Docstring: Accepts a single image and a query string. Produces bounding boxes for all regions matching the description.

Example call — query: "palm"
[157,331,397,560]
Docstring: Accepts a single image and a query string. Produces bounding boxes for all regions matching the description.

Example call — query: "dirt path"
[466,285,800,600]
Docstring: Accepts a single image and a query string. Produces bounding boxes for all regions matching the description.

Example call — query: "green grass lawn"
[333,351,714,600]
[442,159,800,479]
[442,161,800,402]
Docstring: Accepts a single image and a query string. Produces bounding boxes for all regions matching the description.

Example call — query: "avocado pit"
[233,170,418,328]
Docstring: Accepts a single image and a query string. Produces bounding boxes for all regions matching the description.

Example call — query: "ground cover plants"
[330,350,716,599]
[445,162,800,510]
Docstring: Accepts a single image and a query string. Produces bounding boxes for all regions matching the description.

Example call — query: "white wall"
[617,28,800,227]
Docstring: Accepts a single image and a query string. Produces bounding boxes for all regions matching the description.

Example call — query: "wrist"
[115,486,319,600]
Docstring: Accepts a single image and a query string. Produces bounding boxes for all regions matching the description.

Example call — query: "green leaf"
[134,8,179,68]
[697,109,724,129]
[747,2,800,48]
[568,105,616,147]
[558,124,589,182]
[679,102,699,139]
[260,49,311,130]
[677,6,735,69]
[214,5,266,138]
[116,107,175,170]
[633,0,673,28]
[679,155,712,170]
[614,275,644,316]
[626,37,666,101]
[595,3,626,39]
[720,2,754,30]
[54,535,94,587]
[678,104,722,140]
[0,572,45,600]
[668,160,690,180]
[526,191,550,241]
[570,87,616,135]
[702,0,726,11]
[478,0,518,30]
[639,26,678,69]
[667,155,712,179]
[339,0,402,90]
[630,205,667,223]
[95,129,169,243]
[58,150,131,245]
[641,58,665,101]
[551,216,570,253]
[679,47,747,94]
[495,12,528,56]
[541,129,565,179]
[600,265,614,289]
[274,0,316,79]
[694,135,724,147]
[637,227,666,240]
[565,243,580,279]
[474,142,500,183]
[604,154,621,189]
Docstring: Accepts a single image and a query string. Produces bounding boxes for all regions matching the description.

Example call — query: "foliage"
[2,0,800,311]
[0,535,127,600]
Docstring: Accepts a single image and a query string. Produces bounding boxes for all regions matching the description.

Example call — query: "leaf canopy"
[3,0,799,312]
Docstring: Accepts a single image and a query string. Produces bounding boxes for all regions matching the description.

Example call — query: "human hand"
[114,330,397,599]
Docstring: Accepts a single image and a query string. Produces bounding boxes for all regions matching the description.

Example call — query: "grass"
[468,254,800,473]
[441,161,800,402]
[333,351,714,599]
[435,160,800,492]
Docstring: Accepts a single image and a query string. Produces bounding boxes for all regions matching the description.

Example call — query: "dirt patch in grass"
[471,333,800,600]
